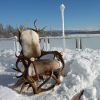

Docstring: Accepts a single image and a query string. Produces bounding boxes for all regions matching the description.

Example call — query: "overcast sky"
[0,0,100,31]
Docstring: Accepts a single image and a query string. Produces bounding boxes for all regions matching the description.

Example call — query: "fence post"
[45,37,48,50]
[48,39,50,50]
[63,37,65,48]
[76,37,82,49]
[14,36,19,52]
[44,39,46,50]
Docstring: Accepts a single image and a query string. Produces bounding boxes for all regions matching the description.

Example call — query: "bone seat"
[21,59,62,76]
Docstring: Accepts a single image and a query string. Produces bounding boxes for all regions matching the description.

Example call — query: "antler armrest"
[38,50,65,72]
[38,50,57,59]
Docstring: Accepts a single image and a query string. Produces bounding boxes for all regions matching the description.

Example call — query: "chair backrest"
[17,20,46,58]
[21,29,41,58]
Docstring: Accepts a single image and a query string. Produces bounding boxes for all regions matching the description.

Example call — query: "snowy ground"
[0,47,100,100]
[67,33,100,37]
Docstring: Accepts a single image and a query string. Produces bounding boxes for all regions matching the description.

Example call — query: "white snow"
[0,47,100,100]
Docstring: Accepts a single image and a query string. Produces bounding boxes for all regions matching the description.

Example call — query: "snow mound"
[0,48,100,100]
[0,85,29,100]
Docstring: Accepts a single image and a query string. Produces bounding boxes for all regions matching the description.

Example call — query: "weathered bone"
[17,20,28,34]
[22,20,28,32]
[37,26,46,34]
[17,25,21,33]
[34,19,46,34]
[34,19,38,31]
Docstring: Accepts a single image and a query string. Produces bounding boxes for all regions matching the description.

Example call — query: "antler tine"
[17,24,22,33]
[22,20,28,32]
[17,20,28,34]
[37,26,46,34]
[34,19,38,31]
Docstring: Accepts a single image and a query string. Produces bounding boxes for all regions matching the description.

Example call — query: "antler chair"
[11,20,65,94]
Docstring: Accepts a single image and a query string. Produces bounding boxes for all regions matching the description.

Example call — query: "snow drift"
[0,48,100,100]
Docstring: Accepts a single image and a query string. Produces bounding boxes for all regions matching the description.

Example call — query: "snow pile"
[0,48,100,100]
[0,85,29,100]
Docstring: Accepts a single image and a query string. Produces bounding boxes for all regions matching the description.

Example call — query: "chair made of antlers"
[11,20,65,94]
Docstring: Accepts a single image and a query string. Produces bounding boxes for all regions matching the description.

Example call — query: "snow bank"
[0,48,100,100]
[0,85,29,100]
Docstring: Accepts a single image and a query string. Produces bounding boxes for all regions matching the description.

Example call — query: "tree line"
[0,23,20,38]
[0,23,62,38]
[1,23,100,38]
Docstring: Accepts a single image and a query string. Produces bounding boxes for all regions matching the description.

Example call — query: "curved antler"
[34,19,38,31]
[37,26,46,34]
[34,19,46,34]
[22,20,28,32]
[17,20,28,34]
[17,25,22,33]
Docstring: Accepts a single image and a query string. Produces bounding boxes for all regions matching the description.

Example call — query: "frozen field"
[0,47,100,100]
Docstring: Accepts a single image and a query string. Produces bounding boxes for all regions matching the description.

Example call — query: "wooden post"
[76,37,82,49]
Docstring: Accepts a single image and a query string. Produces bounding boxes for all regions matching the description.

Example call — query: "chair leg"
[60,71,65,77]
[12,78,25,89]
[38,71,55,93]
[27,84,31,91]
[12,69,62,95]
[29,82,39,94]
[22,71,54,94]
[52,68,61,86]
[30,69,61,94]
[38,71,53,90]
[20,82,29,94]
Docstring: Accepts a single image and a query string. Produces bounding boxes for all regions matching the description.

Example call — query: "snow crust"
[0,48,100,100]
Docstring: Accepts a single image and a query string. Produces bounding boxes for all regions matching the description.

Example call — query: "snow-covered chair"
[11,20,65,94]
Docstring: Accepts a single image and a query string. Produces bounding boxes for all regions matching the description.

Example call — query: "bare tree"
[0,24,3,32]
